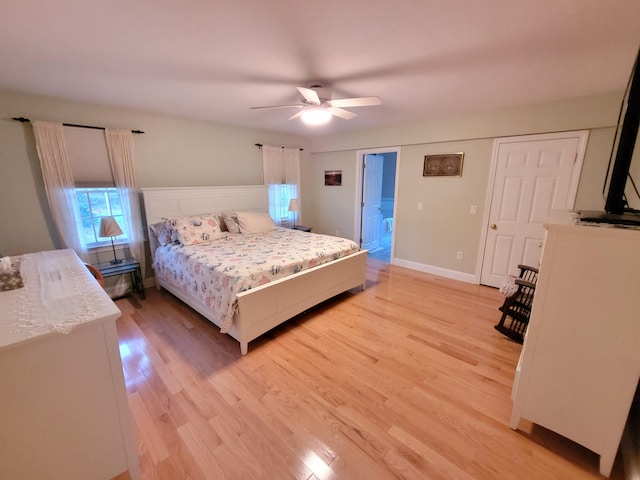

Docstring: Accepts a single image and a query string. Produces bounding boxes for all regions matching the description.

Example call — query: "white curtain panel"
[262,145,301,226]
[262,145,284,184]
[31,120,88,261]
[104,129,145,277]
[283,147,300,187]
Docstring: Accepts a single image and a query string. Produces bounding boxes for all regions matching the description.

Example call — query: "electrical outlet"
[456,251,463,260]
[418,202,423,211]
[469,205,477,215]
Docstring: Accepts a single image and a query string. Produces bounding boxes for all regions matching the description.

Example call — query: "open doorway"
[355,147,400,263]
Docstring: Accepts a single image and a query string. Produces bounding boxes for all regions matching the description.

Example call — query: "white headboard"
[141,185,269,225]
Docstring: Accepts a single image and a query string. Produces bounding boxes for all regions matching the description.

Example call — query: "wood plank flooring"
[114,259,625,479]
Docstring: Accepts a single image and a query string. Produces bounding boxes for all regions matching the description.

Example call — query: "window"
[76,187,128,247]
[268,184,298,227]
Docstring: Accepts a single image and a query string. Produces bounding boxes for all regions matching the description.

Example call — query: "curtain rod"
[12,117,145,134]
[255,143,303,151]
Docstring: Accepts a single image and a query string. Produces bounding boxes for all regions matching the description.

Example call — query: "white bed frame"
[142,186,367,355]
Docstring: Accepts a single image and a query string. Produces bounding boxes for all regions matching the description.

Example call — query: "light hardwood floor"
[114,259,625,480]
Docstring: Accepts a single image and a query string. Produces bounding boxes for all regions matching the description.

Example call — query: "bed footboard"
[156,249,367,355]
[234,249,367,354]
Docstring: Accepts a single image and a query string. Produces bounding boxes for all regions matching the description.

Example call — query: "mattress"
[153,227,359,332]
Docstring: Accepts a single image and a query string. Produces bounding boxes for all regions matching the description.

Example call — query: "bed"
[142,185,368,355]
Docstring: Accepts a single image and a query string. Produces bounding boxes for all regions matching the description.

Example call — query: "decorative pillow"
[149,221,173,246]
[165,214,223,245]
[222,212,241,234]
[235,211,275,234]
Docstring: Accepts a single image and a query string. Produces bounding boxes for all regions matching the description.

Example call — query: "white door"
[361,154,384,251]
[480,132,587,287]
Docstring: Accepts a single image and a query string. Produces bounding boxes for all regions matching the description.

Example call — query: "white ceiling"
[1,1,639,137]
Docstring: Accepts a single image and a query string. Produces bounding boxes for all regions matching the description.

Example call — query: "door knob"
[490,224,497,230]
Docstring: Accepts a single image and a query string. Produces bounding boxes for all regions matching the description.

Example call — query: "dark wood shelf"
[95,257,145,300]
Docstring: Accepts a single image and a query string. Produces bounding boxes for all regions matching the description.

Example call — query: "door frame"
[354,147,401,258]
[361,154,385,251]
[475,130,589,284]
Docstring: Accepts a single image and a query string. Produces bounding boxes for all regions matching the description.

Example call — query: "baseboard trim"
[391,258,477,284]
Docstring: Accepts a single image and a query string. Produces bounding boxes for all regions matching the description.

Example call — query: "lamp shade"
[288,198,300,212]
[99,216,123,238]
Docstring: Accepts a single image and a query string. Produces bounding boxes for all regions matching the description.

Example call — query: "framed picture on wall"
[423,153,464,177]
[325,170,342,186]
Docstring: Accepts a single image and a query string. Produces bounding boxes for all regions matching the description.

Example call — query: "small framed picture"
[325,170,342,186]
[423,153,464,177]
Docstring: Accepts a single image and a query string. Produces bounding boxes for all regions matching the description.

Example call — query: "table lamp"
[99,216,123,264]
[288,198,300,228]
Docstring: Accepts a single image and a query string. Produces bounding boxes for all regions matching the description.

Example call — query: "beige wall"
[306,92,622,277]
[0,89,624,282]
[395,140,493,274]
[575,126,617,210]
[306,150,359,239]
[307,92,620,153]
[0,90,307,259]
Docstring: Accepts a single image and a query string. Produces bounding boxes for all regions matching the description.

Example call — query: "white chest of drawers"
[510,214,640,477]
[0,249,138,480]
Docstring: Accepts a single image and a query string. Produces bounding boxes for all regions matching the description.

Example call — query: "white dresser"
[510,213,640,477]
[0,249,139,480]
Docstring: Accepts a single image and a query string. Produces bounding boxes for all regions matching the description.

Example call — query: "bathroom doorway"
[355,147,399,263]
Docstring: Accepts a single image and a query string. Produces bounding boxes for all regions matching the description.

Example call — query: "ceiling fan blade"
[328,107,357,120]
[288,111,304,120]
[297,87,321,105]
[250,104,303,110]
[328,96,382,108]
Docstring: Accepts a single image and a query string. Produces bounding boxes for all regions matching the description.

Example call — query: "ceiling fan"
[250,85,382,125]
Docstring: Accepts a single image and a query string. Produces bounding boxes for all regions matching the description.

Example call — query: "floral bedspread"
[153,228,359,333]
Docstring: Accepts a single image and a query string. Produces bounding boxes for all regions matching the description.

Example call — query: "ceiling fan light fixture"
[300,107,332,126]
[251,85,380,125]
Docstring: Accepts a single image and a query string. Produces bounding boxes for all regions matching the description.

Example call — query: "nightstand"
[291,225,312,232]
[95,257,145,300]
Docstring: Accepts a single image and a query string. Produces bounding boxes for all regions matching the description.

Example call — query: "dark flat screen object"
[579,210,640,226]
[604,48,640,214]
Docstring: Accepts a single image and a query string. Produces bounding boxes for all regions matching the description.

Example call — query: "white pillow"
[235,211,275,234]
